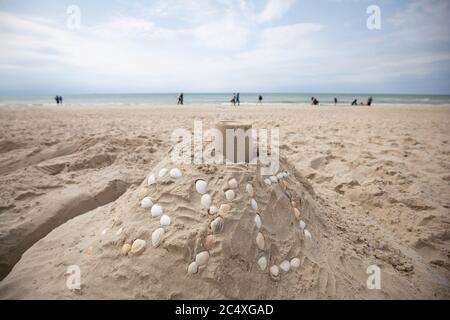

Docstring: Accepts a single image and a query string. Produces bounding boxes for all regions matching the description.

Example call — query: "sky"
[0,0,449,95]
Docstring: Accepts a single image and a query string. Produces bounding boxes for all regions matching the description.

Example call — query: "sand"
[0,103,449,299]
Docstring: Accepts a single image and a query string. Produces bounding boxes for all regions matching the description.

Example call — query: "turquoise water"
[1,93,449,106]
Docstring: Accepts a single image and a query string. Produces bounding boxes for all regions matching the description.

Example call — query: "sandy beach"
[0,103,449,299]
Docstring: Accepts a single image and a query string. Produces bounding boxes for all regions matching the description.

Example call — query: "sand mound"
[0,154,447,299]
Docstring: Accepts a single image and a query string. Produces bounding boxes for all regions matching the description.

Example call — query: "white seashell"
[116,228,123,236]
[101,228,108,236]
[304,229,312,240]
[159,168,168,177]
[151,204,163,218]
[299,220,306,230]
[282,171,289,178]
[121,243,131,255]
[270,176,278,183]
[201,194,212,208]
[147,174,156,185]
[151,228,165,247]
[280,260,291,272]
[210,217,224,233]
[276,172,284,180]
[195,180,207,194]
[294,208,301,220]
[160,214,171,226]
[270,265,280,277]
[246,184,254,196]
[257,256,267,271]
[195,251,210,267]
[254,214,262,229]
[170,168,182,178]
[131,239,146,255]
[219,204,231,215]
[264,178,272,186]
[290,258,301,268]
[251,198,258,211]
[140,196,153,209]
[256,232,265,250]
[225,189,235,201]
[188,262,198,274]
[228,178,238,189]
[209,205,218,215]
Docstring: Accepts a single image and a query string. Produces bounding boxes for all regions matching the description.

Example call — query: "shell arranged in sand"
[270,265,280,277]
[228,178,238,189]
[121,243,131,255]
[290,258,301,268]
[131,239,146,255]
[201,194,212,208]
[264,178,272,186]
[219,204,231,215]
[246,184,254,196]
[276,172,284,180]
[147,174,156,186]
[195,180,207,194]
[299,220,306,230]
[225,189,235,201]
[160,214,171,226]
[159,168,168,177]
[209,205,218,215]
[211,217,224,233]
[254,214,262,229]
[304,229,312,240]
[116,228,123,236]
[270,176,278,183]
[141,197,153,209]
[258,256,267,271]
[188,262,198,274]
[152,228,165,247]
[195,251,210,267]
[251,198,258,211]
[151,204,163,218]
[256,232,265,250]
[294,208,301,220]
[170,168,182,178]
[280,260,290,272]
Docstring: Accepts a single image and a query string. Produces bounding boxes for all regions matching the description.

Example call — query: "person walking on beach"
[334,97,338,105]
[177,93,184,105]
[236,92,240,106]
[59,96,63,106]
[311,97,319,106]
[230,93,236,106]
[55,95,60,106]
[351,99,358,106]
[258,95,263,104]
[367,96,373,106]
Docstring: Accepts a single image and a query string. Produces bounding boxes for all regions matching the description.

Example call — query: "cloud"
[258,0,295,23]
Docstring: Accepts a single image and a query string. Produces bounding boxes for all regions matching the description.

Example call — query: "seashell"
[101,228,108,236]
[170,168,182,178]
[304,229,312,240]
[121,243,131,255]
[294,208,301,220]
[257,256,267,271]
[151,228,165,247]
[195,179,207,194]
[147,174,156,185]
[151,204,163,218]
[160,214,171,226]
[270,176,278,183]
[204,235,215,250]
[195,251,210,267]
[280,180,288,189]
[141,196,153,209]
[209,205,218,215]
[219,204,231,215]
[246,184,254,196]
[251,198,258,211]
[210,217,224,233]
[264,178,272,186]
[159,168,168,177]
[299,220,306,230]
[228,178,238,189]
[276,172,284,180]
[290,257,301,268]
[280,260,291,272]
[131,239,146,255]
[188,262,198,274]
[225,189,235,201]
[282,171,289,178]
[201,194,212,208]
[270,265,280,278]
[256,232,265,250]
[254,214,262,229]
[116,228,123,236]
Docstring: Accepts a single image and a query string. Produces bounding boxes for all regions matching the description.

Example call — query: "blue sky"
[0,0,449,95]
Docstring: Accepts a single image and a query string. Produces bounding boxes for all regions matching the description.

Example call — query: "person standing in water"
[177,93,184,105]
[236,92,240,106]
[334,97,338,105]
[231,93,236,106]
[258,95,263,104]
[55,96,60,105]
[59,96,63,106]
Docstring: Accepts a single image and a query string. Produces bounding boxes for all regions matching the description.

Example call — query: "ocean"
[1,93,449,106]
